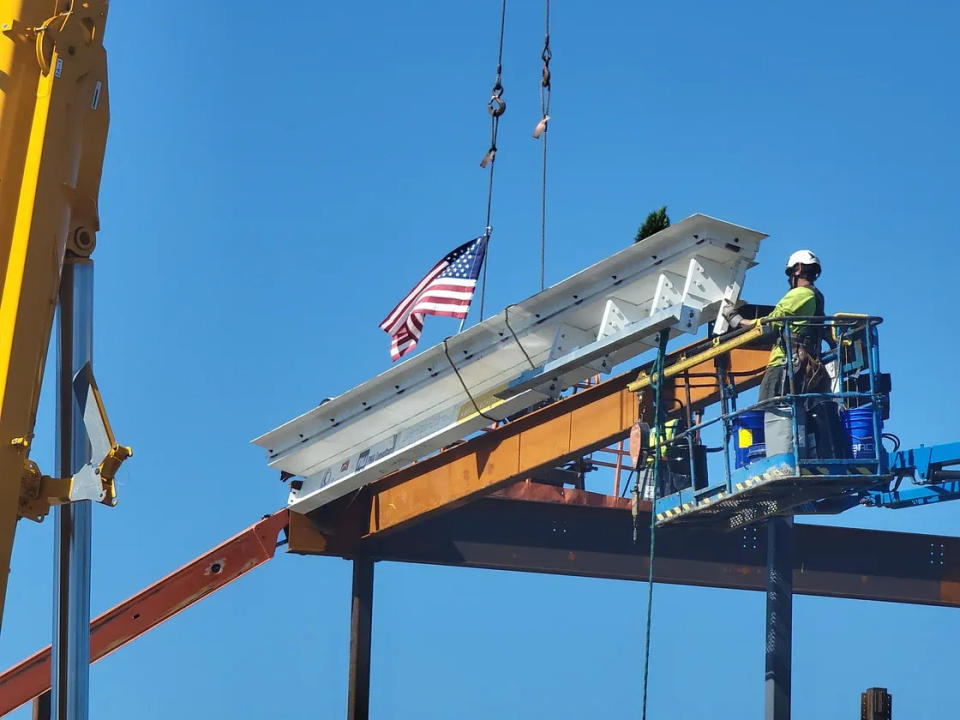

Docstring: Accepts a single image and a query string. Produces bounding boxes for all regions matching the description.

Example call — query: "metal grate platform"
[655,453,889,530]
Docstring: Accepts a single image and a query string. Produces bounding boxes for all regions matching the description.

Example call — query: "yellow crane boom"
[0,0,111,624]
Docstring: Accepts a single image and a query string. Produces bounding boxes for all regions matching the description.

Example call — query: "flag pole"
[458,231,490,335]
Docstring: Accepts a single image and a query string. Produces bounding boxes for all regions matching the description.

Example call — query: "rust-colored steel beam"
[347,344,769,542]
[0,511,288,716]
[297,482,960,608]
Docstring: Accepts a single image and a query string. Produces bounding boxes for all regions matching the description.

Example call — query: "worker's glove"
[721,306,744,329]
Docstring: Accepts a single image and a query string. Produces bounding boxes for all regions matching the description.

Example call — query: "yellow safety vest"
[646,418,679,464]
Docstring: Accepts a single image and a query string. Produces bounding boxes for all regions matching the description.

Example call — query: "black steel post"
[765,516,794,720]
[32,692,51,720]
[861,687,892,720]
[347,557,374,720]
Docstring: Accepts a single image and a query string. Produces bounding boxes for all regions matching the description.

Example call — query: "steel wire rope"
[443,338,498,424]
[621,467,636,498]
[533,0,552,292]
[504,304,536,370]
[636,330,670,720]
[476,0,508,324]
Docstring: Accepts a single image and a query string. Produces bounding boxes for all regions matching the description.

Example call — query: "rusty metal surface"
[491,480,638,510]
[0,511,288,716]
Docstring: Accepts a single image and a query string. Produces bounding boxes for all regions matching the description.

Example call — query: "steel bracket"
[17,364,130,522]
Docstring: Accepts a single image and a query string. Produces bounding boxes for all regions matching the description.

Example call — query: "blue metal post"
[686,433,697,492]
[714,354,734,493]
[51,257,93,720]
[863,324,883,465]
[782,323,802,461]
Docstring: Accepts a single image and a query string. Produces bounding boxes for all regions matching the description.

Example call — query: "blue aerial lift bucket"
[842,406,880,460]
[733,410,765,468]
[654,315,894,529]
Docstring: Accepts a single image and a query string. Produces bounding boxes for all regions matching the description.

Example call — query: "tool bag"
[792,344,831,397]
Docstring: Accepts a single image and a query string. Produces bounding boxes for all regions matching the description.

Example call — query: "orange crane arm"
[0,510,289,715]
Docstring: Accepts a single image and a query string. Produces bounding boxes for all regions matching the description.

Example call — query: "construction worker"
[638,417,681,499]
[725,250,832,457]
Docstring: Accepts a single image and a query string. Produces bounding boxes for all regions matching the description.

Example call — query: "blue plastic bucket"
[842,406,880,460]
[733,410,766,468]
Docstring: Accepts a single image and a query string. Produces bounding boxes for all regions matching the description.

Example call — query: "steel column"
[31,692,50,720]
[51,257,93,720]
[764,516,794,720]
[861,687,892,720]
[348,558,374,720]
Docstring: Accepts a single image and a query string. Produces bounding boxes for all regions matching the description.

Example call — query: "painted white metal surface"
[253,214,767,513]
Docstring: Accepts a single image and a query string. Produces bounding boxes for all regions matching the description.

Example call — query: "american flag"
[380,236,488,361]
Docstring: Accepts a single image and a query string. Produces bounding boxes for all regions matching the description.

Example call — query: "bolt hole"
[210,562,222,574]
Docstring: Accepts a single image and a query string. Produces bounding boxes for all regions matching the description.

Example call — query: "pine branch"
[635,206,670,243]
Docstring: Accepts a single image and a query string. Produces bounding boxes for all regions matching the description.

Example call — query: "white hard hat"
[785,249,821,276]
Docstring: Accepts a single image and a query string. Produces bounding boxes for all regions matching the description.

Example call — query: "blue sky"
[3,0,960,717]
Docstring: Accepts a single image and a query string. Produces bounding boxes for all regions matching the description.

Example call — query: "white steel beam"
[253,214,767,513]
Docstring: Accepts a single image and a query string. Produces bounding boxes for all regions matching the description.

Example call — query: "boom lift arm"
[0,0,128,625]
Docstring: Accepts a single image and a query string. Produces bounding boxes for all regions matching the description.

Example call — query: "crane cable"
[477,0,508,322]
[533,0,551,292]
[634,329,670,720]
